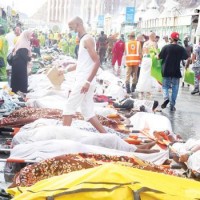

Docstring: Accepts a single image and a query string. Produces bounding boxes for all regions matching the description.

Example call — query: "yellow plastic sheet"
[7,163,200,200]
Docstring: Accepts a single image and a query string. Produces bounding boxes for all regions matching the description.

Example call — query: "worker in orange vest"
[125,32,142,93]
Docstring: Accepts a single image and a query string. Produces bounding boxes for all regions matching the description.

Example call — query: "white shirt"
[76,34,96,83]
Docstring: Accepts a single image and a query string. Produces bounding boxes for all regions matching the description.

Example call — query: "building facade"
[32,0,136,30]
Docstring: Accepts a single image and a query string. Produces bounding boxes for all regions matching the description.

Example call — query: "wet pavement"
[154,85,200,140]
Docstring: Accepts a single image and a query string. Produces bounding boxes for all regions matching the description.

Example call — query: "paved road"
[154,85,200,140]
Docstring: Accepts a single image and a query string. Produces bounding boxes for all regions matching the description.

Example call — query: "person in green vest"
[0,26,8,81]
[38,31,45,47]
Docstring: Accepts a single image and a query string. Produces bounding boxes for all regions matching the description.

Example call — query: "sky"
[0,0,46,17]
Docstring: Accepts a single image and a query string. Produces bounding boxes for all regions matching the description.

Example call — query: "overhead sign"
[126,7,135,24]
[98,15,104,28]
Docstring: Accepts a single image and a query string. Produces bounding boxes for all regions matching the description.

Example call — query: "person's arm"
[58,63,76,76]
[179,144,200,162]
[65,63,76,72]
[158,46,166,60]
[191,52,196,64]
[135,148,160,154]
[138,42,142,59]
[142,41,148,55]
[80,37,100,94]
[182,48,189,60]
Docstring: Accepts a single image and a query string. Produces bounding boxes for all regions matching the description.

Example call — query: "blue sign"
[98,15,104,28]
[126,7,135,24]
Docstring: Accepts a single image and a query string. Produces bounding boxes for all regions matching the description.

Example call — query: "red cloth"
[112,39,125,66]
[31,38,40,47]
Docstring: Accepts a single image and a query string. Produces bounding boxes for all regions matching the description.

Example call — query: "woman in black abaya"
[11,30,32,93]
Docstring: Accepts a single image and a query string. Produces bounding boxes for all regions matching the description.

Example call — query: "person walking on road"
[135,32,157,97]
[97,31,108,65]
[112,34,125,68]
[159,32,188,111]
[191,42,200,95]
[60,17,106,133]
[125,32,142,94]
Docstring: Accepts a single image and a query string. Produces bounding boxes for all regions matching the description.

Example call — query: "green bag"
[150,49,163,84]
[184,69,194,85]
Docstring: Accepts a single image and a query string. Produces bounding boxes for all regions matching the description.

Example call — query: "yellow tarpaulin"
[7,163,200,200]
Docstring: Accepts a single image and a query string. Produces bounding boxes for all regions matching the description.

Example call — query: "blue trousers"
[162,77,180,107]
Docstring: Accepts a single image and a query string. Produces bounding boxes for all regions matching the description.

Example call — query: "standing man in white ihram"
[59,16,106,133]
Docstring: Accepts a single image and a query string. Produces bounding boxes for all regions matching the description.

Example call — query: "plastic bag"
[150,52,163,84]
[184,68,194,85]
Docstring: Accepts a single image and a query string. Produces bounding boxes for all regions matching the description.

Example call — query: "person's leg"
[191,68,200,94]
[137,66,141,80]
[63,82,86,126]
[98,48,103,65]
[112,54,117,67]
[63,115,73,126]
[161,77,170,109]
[102,48,106,63]
[98,134,137,151]
[131,66,138,92]
[137,141,156,149]
[125,67,132,93]
[38,47,41,57]
[81,84,107,133]
[35,47,41,57]
[170,77,180,111]
[88,116,107,133]
[99,48,106,65]
[117,55,123,68]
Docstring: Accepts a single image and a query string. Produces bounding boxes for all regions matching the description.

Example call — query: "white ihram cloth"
[130,112,173,136]
[12,125,137,152]
[63,34,96,120]
[10,139,168,165]
[136,57,153,92]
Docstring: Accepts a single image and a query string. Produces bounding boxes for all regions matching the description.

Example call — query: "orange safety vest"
[125,40,141,67]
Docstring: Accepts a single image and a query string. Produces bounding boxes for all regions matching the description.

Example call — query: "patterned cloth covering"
[10,153,178,188]
[0,108,130,135]
[73,112,130,134]
[0,107,63,127]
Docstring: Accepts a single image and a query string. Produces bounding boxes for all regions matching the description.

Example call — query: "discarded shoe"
[191,89,199,95]
[152,100,159,110]
[161,99,169,109]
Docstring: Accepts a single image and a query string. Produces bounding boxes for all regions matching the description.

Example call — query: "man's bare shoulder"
[84,34,94,41]
[84,34,95,47]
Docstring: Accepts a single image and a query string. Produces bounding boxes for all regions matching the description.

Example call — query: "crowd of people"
[95,29,199,112]
[0,15,199,114]
[0,12,200,110]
